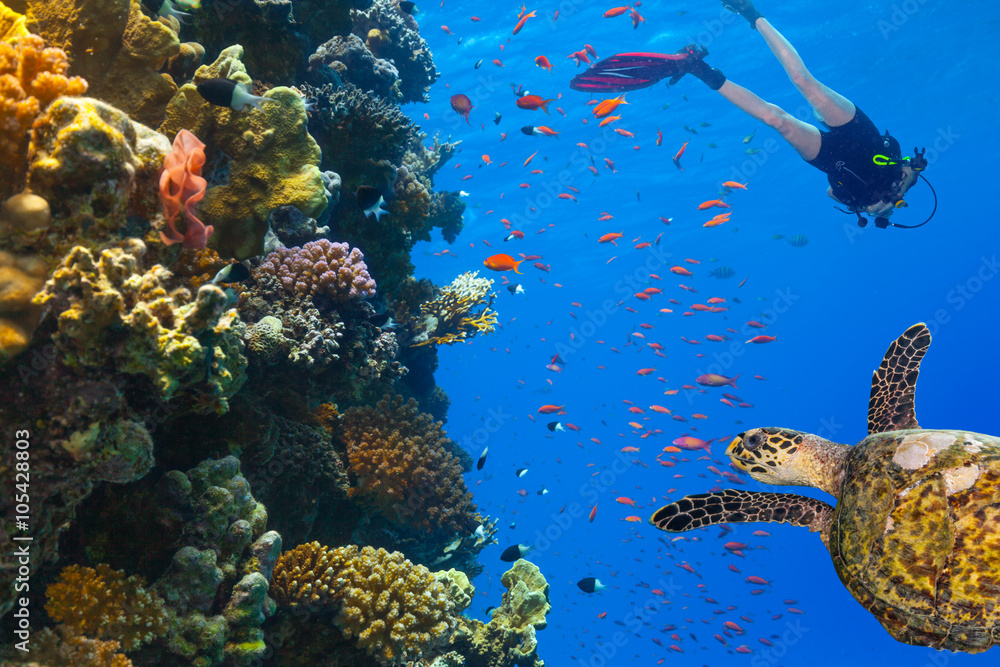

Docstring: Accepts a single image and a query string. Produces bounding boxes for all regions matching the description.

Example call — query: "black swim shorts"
[807,106,901,208]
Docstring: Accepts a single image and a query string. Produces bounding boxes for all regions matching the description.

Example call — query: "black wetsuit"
[807,107,903,210]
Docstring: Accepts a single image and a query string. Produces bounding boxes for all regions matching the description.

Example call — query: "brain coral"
[341,393,477,534]
[271,542,456,664]
[0,33,87,197]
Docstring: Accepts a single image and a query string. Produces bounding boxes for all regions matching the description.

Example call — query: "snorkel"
[840,146,937,230]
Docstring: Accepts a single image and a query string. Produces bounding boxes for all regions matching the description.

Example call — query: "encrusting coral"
[32,241,247,412]
[0,33,87,197]
[410,271,498,347]
[159,45,327,260]
[341,393,477,535]
[271,542,457,664]
[45,563,170,651]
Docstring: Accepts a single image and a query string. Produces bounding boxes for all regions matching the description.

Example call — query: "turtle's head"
[727,427,849,495]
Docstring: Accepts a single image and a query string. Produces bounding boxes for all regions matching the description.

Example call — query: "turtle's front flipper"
[649,489,835,546]
[868,323,930,434]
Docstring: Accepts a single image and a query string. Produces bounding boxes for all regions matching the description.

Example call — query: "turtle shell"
[831,429,1000,652]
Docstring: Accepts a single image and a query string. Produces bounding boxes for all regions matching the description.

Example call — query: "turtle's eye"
[745,433,762,449]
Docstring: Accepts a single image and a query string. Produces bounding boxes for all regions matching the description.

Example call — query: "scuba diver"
[570,0,934,229]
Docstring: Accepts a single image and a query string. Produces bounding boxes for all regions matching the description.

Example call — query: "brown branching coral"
[18,626,134,667]
[342,394,477,534]
[411,271,498,347]
[271,542,456,664]
[0,33,87,196]
[44,563,170,651]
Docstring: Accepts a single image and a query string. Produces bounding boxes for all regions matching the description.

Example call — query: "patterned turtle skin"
[649,324,1000,653]
[832,428,1000,652]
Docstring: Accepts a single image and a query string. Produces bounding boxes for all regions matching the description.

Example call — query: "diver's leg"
[755,18,856,127]
[717,81,822,160]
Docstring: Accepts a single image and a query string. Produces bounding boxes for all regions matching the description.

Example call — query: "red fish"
[672,141,688,169]
[746,335,777,344]
[538,404,565,414]
[516,95,556,113]
[483,253,523,273]
[534,55,552,72]
[450,94,473,124]
[603,4,630,17]
[696,373,740,388]
[598,231,624,245]
[629,7,645,28]
[513,9,536,34]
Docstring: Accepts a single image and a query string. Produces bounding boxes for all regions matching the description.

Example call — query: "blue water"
[405,0,1000,664]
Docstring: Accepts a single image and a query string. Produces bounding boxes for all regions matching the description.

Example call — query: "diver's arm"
[826,186,842,203]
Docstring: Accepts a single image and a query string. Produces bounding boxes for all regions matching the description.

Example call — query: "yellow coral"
[0,250,47,358]
[0,33,87,196]
[160,45,326,260]
[411,271,498,347]
[44,563,169,651]
[272,543,456,664]
[0,2,28,42]
[20,626,134,667]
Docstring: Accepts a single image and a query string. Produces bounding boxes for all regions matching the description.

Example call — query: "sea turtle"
[649,323,1000,653]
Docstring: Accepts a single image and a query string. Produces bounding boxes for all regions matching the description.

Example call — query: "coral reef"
[271,542,456,664]
[160,46,327,260]
[0,33,87,197]
[32,242,247,411]
[45,563,170,651]
[341,393,477,535]
[257,239,376,303]
[0,249,47,358]
[23,0,180,127]
[455,559,551,667]
[25,95,172,257]
[11,626,133,667]
[411,271,498,347]
[350,0,438,104]
[308,34,399,100]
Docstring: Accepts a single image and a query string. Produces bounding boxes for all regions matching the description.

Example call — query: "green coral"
[159,45,327,260]
[32,241,247,413]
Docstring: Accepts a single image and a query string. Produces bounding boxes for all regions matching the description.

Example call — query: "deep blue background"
[401,0,999,663]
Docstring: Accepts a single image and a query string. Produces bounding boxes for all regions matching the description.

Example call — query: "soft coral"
[159,129,212,248]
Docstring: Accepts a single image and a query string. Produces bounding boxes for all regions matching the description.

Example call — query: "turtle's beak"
[726,436,751,471]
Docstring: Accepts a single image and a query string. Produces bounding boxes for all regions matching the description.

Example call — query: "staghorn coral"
[342,393,477,535]
[411,271,498,347]
[159,46,327,260]
[350,0,438,104]
[44,563,170,651]
[0,33,87,197]
[271,542,456,664]
[257,239,375,303]
[308,34,399,100]
[24,0,180,127]
[32,241,247,412]
[25,95,172,256]
[13,626,133,667]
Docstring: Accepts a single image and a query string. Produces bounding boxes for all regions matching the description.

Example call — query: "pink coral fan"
[258,239,376,302]
[159,129,212,248]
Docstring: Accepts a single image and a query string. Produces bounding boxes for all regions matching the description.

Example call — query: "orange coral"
[0,33,87,196]
[24,626,134,667]
[44,563,170,651]
[271,542,456,664]
[342,394,477,534]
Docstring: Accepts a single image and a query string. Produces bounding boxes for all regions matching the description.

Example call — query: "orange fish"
[516,95,556,113]
[523,150,538,167]
[598,231,624,245]
[538,404,565,414]
[512,9,536,34]
[655,126,663,146]
[670,266,693,276]
[614,128,635,138]
[558,193,577,202]
[649,405,670,414]
[629,7,645,28]
[534,55,553,72]
[597,611,607,618]
[603,5,630,17]
[598,114,621,127]
[636,368,655,376]
[624,515,642,522]
[593,94,628,118]
[616,496,637,507]
[484,253,524,273]
[621,446,640,452]
[567,49,590,66]
[697,199,730,210]
[589,504,598,522]
[534,125,560,136]
[672,141,688,169]
[482,154,492,165]
[723,181,748,189]
[450,94,473,124]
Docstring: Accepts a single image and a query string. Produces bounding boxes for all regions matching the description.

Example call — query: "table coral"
[257,239,376,303]
[0,33,87,197]
[26,95,172,255]
[45,563,170,651]
[159,45,327,260]
[24,0,180,127]
[32,241,247,412]
[411,271,498,347]
[271,542,457,664]
[341,393,477,535]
